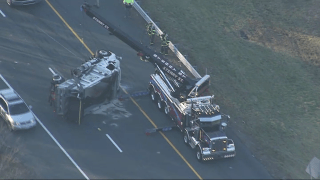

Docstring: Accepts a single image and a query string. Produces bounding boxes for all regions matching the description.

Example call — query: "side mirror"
[29,105,33,110]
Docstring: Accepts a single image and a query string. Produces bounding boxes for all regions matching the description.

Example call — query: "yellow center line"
[46,0,94,56]
[45,1,203,179]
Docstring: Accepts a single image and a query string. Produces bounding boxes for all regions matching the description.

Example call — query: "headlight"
[30,118,35,123]
[202,147,210,152]
[227,144,235,148]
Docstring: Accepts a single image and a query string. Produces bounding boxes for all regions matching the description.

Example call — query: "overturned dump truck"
[48,50,121,123]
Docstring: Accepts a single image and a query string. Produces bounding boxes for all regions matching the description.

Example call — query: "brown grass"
[140,0,320,178]
[0,122,35,179]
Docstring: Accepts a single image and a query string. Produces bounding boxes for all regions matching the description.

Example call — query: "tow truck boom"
[80,3,236,162]
[81,3,198,92]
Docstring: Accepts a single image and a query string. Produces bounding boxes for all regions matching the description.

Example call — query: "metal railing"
[132,2,202,78]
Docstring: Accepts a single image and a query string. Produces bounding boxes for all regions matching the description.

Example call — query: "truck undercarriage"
[49,50,121,123]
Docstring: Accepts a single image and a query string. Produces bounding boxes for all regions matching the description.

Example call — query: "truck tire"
[164,105,170,115]
[150,88,157,103]
[95,49,111,59]
[157,96,163,110]
[196,147,203,162]
[183,131,189,145]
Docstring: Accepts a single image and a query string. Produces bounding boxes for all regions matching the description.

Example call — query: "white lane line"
[33,115,90,180]
[0,10,6,17]
[48,67,57,75]
[106,134,123,153]
[0,74,90,180]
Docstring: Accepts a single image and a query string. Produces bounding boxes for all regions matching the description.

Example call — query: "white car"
[0,89,36,131]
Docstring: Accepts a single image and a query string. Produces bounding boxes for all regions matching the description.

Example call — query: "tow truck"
[80,3,235,161]
[48,49,121,123]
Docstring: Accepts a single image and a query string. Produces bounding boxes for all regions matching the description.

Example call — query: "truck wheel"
[183,131,189,145]
[164,105,169,115]
[95,49,111,59]
[196,147,203,162]
[150,89,156,103]
[157,97,163,110]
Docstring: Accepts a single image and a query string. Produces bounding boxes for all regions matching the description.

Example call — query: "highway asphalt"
[0,0,272,179]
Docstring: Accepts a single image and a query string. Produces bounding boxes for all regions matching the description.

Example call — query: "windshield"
[9,103,30,115]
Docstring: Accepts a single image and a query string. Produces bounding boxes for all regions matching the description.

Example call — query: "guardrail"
[132,2,202,79]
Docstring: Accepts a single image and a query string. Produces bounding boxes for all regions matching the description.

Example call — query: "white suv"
[0,89,36,131]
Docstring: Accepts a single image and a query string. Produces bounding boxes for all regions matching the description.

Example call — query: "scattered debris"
[110,123,118,127]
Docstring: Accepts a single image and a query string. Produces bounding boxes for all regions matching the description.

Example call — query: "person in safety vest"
[160,31,168,42]
[123,0,134,18]
[161,38,170,55]
[146,22,156,45]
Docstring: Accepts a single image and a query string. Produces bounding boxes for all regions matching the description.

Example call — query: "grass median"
[0,122,35,178]
[140,0,320,178]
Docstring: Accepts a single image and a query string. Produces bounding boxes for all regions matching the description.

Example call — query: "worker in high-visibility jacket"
[160,31,168,42]
[146,22,156,45]
[123,0,134,18]
[161,38,170,55]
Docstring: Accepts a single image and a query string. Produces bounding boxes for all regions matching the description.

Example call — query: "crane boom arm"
[80,3,193,87]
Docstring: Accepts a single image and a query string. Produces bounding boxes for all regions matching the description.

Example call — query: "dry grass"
[140,0,320,178]
[0,122,35,179]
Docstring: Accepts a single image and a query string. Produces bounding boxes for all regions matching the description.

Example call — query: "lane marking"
[46,0,94,56]
[0,10,6,17]
[0,74,89,180]
[33,114,89,180]
[46,1,203,180]
[48,67,57,75]
[121,88,203,180]
[106,134,123,153]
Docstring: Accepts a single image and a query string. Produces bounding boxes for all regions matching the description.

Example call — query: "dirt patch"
[240,19,320,67]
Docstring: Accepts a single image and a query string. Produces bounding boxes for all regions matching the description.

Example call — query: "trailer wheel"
[183,131,189,145]
[196,147,203,162]
[157,97,163,110]
[95,49,111,59]
[164,105,170,115]
[150,89,157,103]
